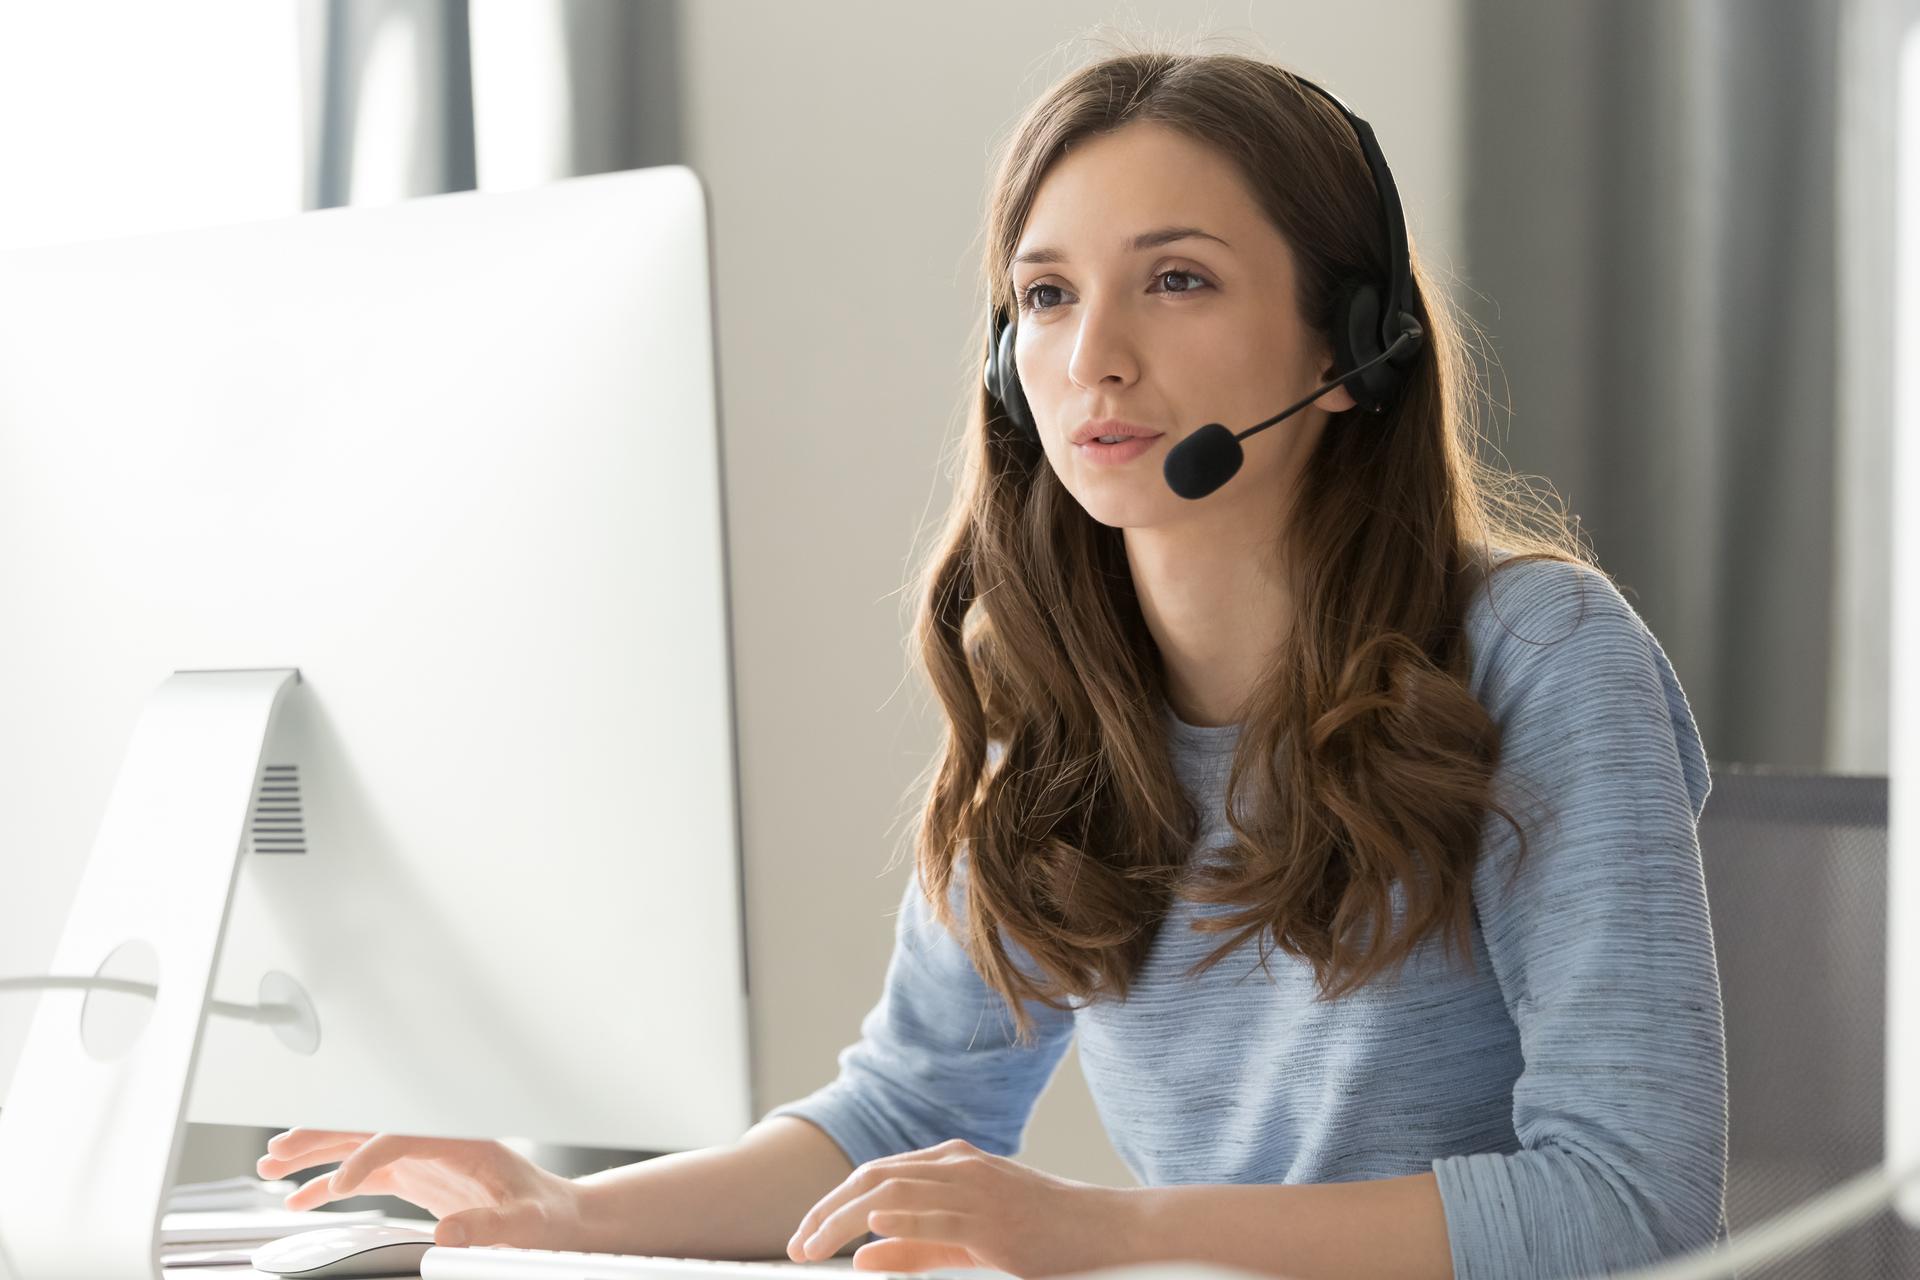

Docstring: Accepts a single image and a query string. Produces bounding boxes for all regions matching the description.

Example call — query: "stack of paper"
[159,1206,388,1269]
[165,1174,299,1213]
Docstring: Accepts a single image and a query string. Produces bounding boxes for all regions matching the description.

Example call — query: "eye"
[1154,268,1212,296]
[1015,268,1214,314]
[1018,282,1067,313]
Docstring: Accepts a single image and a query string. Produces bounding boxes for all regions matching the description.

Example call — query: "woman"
[258,49,1727,1280]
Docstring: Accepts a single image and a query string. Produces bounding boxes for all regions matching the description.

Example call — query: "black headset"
[981,70,1426,500]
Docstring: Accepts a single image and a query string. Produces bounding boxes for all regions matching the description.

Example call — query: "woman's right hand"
[256,1129,587,1249]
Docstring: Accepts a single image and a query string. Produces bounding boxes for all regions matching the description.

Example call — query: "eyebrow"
[1009,225,1231,270]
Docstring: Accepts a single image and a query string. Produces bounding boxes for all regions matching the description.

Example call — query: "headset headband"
[1286,74,1416,334]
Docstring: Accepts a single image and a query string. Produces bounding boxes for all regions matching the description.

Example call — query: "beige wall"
[172,0,1468,1194]
[682,1,1466,1185]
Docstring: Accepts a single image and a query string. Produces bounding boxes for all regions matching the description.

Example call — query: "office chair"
[1699,766,1914,1277]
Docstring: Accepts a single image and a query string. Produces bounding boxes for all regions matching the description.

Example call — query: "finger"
[866,1209,972,1243]
[264,1129,374,1158]
[435,1200,556,1249]
[851,1237,976,1273]
[787,1152,965,1256]
[786,1164,875,1256]
[799,1178,953,1263]
[283,1169,355,1212]
[787,1164,889,1260]
[330,1133,424,1198]
[258,1139,367,1179]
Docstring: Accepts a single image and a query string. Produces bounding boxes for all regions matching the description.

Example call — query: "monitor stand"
[0,668,306,1279]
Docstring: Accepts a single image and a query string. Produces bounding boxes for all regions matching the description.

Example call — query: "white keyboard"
[419,1245,1002,1280]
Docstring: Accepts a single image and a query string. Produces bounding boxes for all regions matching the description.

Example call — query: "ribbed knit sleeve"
[763,865,1076,1170]
[1431,558,1728,1278]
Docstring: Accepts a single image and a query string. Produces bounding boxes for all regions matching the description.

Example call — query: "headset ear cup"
[1334,283,1403,414]
[991,316,1039,445]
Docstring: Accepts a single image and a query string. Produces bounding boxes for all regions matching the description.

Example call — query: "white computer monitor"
[1889,13,1920,1229]
[0,168,753,1164]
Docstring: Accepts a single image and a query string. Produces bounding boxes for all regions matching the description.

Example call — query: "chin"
[1064,486,1177,531]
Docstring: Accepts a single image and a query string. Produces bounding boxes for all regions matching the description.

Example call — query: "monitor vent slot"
[251,764,307,855]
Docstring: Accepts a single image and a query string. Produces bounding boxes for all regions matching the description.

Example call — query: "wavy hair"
[909,42,1592,1039]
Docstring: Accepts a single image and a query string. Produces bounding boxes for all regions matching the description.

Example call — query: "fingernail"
[332,1175,355,1197]
[441,1224,467,1247]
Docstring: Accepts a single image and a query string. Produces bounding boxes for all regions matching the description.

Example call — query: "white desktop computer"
[0,166,754,1277]
[1888,8,1920,1234]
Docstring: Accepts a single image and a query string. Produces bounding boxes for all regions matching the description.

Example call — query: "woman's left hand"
[785,1138,1136,1276]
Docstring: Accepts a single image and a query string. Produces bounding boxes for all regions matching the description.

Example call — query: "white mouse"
[250,1224,438,1278]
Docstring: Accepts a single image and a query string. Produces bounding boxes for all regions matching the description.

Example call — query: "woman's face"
[1008,121,1354,529]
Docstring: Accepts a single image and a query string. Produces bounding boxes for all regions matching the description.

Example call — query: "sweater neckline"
[1158,697,1243,755]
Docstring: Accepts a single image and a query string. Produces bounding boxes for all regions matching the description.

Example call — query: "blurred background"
[0,0,1909,1194]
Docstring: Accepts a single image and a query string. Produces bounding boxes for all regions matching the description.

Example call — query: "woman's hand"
[785,1138,1136,1277]
[256,1129,585,1249]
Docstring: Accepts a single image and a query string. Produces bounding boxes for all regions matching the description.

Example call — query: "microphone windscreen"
[1163,423,1242,499]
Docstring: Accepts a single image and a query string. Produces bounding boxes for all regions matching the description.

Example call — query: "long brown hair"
[909,42,1591,1038]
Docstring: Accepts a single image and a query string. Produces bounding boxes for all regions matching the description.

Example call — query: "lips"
[1074,435,1160,465]
[1072,419,1163,446]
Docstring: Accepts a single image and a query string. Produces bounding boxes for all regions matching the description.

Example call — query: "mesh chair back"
[1701,767,1911,1277]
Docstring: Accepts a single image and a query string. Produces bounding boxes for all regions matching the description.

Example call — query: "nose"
[1064,297,1141,392]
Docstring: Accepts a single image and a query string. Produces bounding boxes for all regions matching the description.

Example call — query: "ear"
[1313,364,1357,415]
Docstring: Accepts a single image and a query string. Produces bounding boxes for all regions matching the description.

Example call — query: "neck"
[1125,514,1295,729]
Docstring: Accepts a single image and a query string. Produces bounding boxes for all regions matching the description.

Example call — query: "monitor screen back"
[0,167,753,1151]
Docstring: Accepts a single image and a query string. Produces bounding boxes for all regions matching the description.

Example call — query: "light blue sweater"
[768,557,1728,1279]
